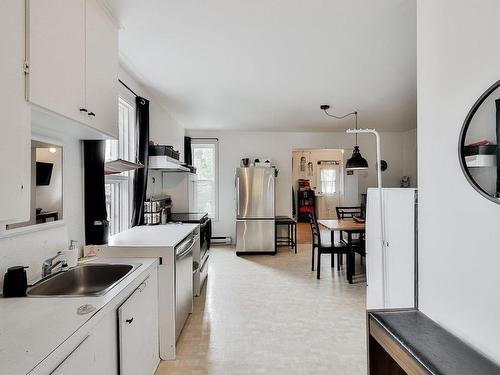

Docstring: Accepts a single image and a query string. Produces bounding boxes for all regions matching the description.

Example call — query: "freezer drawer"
[236,220,275,252]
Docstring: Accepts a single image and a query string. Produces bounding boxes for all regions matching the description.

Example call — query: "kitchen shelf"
[465,154,496,168]
[149,156,190,172]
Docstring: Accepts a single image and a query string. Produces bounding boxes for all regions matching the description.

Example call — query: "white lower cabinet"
[119,271,160,375]
[50,268,159,375]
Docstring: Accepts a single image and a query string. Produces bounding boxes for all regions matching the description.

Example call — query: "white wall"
[118,64,185,160]
[118,64,186,199]
[187,129,416,239]
[418,0,500,363]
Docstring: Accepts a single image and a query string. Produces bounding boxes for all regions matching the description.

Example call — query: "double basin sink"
[28,263,138,297]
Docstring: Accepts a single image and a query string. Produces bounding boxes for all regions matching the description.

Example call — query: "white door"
[366,188,416,310]
[188,173,198,212]
[0,0,31,222]
[316,165,340,219]
[27,0,86,123]
[85,0,118,138]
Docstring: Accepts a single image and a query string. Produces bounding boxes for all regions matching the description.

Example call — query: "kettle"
[3,266,29,297]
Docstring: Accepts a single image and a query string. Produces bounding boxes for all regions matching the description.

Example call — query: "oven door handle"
[200,253,209,272]
[176,237,195,258]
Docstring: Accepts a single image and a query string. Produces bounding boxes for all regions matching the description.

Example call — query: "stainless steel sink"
[28,263,139,297]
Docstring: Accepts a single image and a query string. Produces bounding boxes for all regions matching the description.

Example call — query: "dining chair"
[307,212,347,279]
[336,206,366,265]
[335,206,364,219]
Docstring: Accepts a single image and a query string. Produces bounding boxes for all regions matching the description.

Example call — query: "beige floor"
[156,244,367,375]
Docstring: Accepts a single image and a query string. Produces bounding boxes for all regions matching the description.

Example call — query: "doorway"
[292,149,345,243]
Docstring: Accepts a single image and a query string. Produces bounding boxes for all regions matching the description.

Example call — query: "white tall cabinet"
[366,188,417,310]
[27,0,118,138]
[162,173,198,212]
[0,0,31,223]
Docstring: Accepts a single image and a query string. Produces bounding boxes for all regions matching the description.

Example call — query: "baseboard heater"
[211,236,232,245]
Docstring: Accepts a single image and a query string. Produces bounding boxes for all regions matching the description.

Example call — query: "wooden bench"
[368,310,500,375]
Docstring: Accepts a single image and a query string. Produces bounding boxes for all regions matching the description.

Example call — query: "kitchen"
[3,1,500,375]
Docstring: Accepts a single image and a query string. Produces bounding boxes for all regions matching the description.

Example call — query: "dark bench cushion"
[370,310,500,375]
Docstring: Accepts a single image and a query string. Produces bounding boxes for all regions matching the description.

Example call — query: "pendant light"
[345,112,368,170]
[320,105,369,170]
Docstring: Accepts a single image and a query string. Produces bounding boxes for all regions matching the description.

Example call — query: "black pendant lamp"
[345,112,368,170]
[320,105,368,170]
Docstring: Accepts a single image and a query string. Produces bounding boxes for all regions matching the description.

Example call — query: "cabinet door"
[119,271,160,375]
[27,0,86,123]
[85,0,118,138]
[188,174,198,211]
[51,336,96,375]
[0,0,31,222]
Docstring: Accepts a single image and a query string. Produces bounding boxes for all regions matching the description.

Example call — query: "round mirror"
[459,80,500,203]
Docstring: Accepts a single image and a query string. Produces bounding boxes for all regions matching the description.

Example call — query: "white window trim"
[104,97,136,234]
[191,139,219,221]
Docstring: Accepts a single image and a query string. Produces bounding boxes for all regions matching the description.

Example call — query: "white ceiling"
[105,0,416,132]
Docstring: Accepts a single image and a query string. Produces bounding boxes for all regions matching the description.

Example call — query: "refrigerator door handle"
[235,176,240,216]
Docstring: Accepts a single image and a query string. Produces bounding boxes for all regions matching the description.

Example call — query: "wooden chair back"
[336,206,364,219]
[307,211,322,248]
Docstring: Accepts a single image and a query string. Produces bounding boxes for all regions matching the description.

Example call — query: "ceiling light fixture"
[48,147,57,154]
[320,105,368,170]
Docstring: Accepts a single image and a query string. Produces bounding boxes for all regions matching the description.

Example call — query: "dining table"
[318,219,366,284]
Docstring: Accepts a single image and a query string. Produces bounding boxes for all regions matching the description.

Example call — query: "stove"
[170,212,208,223]
[170,212,210,297]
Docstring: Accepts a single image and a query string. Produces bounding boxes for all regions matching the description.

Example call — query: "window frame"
[104,97,136,235]
[318,164,338,196]
[191,139,219,221]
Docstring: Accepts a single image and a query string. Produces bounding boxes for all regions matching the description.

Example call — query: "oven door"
[200,219,210,259]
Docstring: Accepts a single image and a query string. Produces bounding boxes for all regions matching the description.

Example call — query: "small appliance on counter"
[143,195,172,225]
[3,266,29,297]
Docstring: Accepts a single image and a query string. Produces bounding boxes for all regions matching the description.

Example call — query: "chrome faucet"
[42,251,68,278]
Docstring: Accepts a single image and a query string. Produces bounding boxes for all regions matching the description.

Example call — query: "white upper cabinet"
[27,0,86,123]
[85,0,119,138]
[0,0,31,222]
[27,0,118,138]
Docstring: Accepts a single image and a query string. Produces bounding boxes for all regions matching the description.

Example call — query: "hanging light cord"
[322,109,359,145]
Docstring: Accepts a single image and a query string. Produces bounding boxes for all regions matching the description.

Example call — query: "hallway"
[156,245,367,375]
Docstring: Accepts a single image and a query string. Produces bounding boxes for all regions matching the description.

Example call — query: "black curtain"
[131,97,150,227]
[184,136,193,166]
[84,140,108,245]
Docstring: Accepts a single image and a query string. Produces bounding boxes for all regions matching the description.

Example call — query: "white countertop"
[0,257,158,375]
[108,223,199,248]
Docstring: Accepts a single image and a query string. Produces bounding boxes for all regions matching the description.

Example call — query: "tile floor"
[156,244,367,375]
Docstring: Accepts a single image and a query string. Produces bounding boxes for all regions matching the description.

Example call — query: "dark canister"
[3,266,29,297]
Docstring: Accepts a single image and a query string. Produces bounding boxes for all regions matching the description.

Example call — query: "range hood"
[149,155,190,172]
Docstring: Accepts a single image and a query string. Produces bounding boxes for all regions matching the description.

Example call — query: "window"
[192,140,218,220]
[319,167,337,195]
[105,98,135,235]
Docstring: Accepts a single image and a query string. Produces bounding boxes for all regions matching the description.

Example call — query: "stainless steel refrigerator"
[235,167,276,254]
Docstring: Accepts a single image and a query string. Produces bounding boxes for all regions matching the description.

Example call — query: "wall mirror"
[6,140,63,230]
[459,80,500,203]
